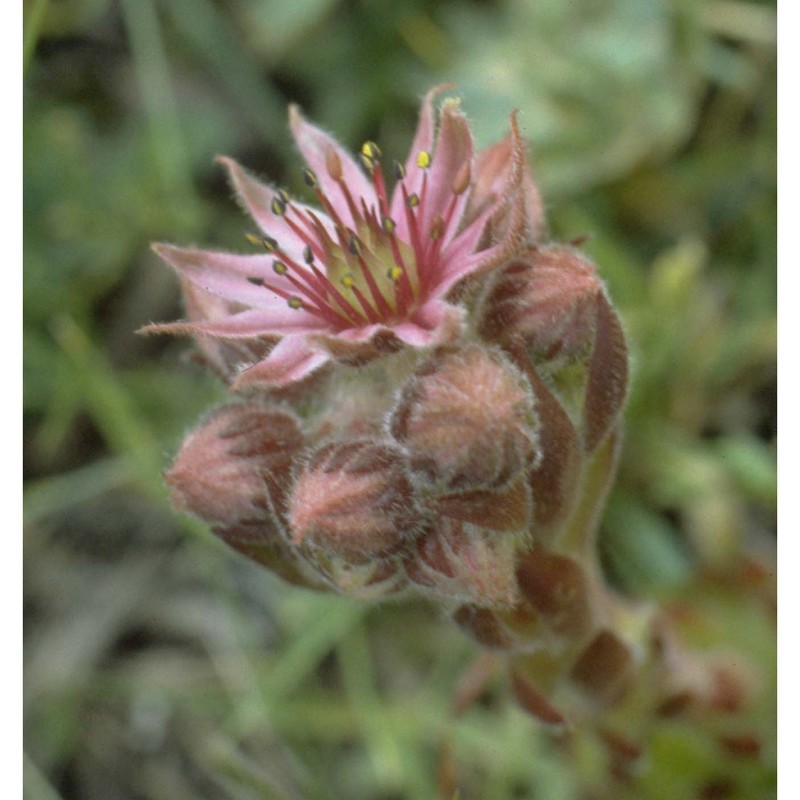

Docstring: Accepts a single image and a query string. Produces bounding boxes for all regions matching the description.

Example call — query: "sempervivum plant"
[144,87,761,777]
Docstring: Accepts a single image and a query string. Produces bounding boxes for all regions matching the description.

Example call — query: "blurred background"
[23,0,776,798]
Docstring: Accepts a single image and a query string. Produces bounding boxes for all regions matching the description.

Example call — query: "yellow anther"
[358,152,375,174]
[381,215,396,233]
[393,160,406,180]
[341,274,355,288]
[271,195,287,216]
[361,141,382,161]
[273,261,288,276]
[387,266,404,282]
[416,150,432,169]
[406,193,420,208]
[245,233,262,247]
[288,296,303,310]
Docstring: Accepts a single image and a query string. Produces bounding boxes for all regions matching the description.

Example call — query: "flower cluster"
[148,88,755,746]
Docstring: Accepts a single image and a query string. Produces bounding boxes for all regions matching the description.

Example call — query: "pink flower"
[143,86,535,389]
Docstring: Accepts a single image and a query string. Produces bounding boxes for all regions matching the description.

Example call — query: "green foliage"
[23,0,775,797]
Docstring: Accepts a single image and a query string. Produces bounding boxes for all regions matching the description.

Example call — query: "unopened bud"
[166,403,304,528]
[390,345,540,491]
[405,519,520,607]
[289,440,424,561]
[478,246,603,360]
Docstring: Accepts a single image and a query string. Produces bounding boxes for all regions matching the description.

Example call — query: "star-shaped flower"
[144,86,541,389]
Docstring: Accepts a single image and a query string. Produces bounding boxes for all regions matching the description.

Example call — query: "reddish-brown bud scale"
[582,293,629,451]
[510,669,566,727]
[515,550,595,641]
[453,605,515,650]
[289,440,424,561]
[569,629,636,705]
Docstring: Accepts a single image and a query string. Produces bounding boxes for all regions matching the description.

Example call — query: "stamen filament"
[348,284,382,325]
[354,251,394,319]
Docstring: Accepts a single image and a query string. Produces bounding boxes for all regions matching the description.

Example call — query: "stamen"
[271,194,287,216]
[246,276,265,286]
[336,178,361,227]
[341,274,355,288]
[348,284,382,324]
[303,244,314,264]
[429,214,445,241]
[358,152,375,174]
[303,168,318,188]
[387,266,404,282]
[272,261,289,276]
[406,193,420,208]
[245,233,279,252]
[416,150,432,169]
[257,259,351,325]
[393,160,406,180]
[287,296,303,310]
[381,215,396,233]
[348,234,363,257]
[361,141,382,161]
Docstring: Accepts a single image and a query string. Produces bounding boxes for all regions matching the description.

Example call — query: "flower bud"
[405,519,521,607]
[478,246,602,360]
[288,440,424,562]
[390,344,540,491]
[479,246,629,452]
[166,402,303,528]
[165,403,318,587]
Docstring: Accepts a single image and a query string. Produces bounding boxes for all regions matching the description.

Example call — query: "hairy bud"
[288,440,424,562]
[166,402,303,527]
[390,345,540,491]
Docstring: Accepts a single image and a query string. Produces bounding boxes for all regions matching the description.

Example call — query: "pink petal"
[231,336,330,390]
[419,100,474,233]
[288,106,377,227]
[437,225,524,297]
[153,243,299,308]
[398,83,454,188]
[392,300,464,346]
[140,306,330,338]
[218,156,335,260]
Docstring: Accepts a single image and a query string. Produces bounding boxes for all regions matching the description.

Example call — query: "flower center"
[245,141,469,329]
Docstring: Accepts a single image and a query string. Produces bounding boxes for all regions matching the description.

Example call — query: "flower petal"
[231,336,330,390]
[399,83,454,186]
[218,156,335,260]
[141,306,330,339]
[420,99,474,233]
[153,243,300,308]
[392,300,464,346]
[288,105,376,226]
